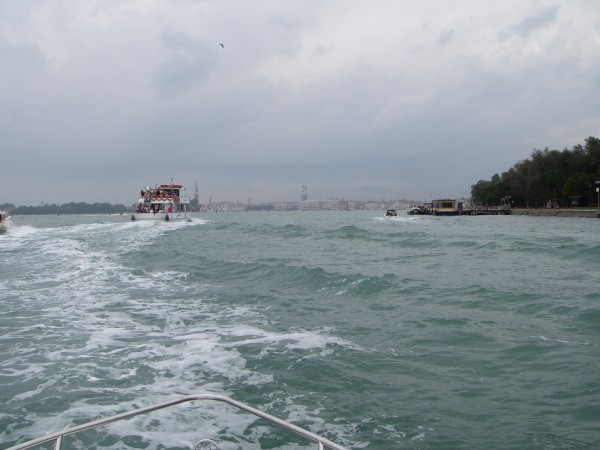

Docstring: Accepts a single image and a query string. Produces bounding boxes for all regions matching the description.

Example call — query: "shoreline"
[512,208,599,218]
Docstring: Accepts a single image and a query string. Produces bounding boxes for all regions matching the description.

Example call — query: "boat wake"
[374,215,423,223]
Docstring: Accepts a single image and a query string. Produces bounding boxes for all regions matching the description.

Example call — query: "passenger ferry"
[131,181,191,221]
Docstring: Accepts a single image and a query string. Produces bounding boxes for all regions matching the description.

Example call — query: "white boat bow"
[6,394,349,450]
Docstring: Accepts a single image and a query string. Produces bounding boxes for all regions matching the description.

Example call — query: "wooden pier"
[462,208,512,216]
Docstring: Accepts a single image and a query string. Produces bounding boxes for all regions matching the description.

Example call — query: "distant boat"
[385,209,398,217]
[0,210,10,229]
[131,181,191,222]
[407,203,431,215]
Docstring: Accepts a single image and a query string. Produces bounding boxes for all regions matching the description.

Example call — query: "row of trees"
[471,136,600,208]
[8,202,128,215]
[0,203,15,211]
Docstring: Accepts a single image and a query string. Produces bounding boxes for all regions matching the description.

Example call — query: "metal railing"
[6,394,349,450]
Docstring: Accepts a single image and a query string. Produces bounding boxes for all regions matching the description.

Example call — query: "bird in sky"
[218,43,224,48]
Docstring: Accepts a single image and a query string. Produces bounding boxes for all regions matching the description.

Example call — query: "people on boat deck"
[167,204,173,213]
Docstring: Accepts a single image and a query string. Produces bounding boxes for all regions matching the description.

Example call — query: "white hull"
[0,211,9,228]
[131,211,188,221]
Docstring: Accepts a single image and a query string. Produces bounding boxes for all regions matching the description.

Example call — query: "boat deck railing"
[6,394,349,450]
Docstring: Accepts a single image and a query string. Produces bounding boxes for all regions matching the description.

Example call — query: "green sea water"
[1,211,599,449]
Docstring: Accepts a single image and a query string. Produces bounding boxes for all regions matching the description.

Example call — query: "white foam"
[1,216,360,448]
[411,432,426,440]
[373,215,423,223]
[532,335,588,346]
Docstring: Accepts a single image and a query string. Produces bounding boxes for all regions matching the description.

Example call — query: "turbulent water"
[1,211,599,449]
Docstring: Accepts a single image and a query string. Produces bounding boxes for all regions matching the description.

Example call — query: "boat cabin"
[135,184,190,214]
[140,184,184,202]
[431,199,463,216]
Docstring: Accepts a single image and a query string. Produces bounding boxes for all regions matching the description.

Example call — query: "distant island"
[1,202,129,215]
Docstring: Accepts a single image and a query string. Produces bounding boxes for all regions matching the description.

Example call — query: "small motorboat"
[0,210,10,229]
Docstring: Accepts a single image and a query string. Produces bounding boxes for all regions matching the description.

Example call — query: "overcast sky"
[1,0,599,206]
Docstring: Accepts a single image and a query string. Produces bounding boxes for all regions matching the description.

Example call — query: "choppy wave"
[2,212,600,449]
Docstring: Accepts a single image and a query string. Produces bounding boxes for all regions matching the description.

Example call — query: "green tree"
[471,136,599,208]
[562,173,594,203]
[470,174,509,205]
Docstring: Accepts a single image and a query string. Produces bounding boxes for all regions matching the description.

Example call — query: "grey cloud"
[0,37,49,119]
[505,5,559,38]
[152,31,220,95]
[0,39,47,76]
[436,29,454,47]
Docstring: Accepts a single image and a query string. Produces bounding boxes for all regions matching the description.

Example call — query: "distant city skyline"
[1,179,431,210]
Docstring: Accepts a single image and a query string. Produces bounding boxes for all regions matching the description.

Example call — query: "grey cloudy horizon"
[2,0,599,206]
